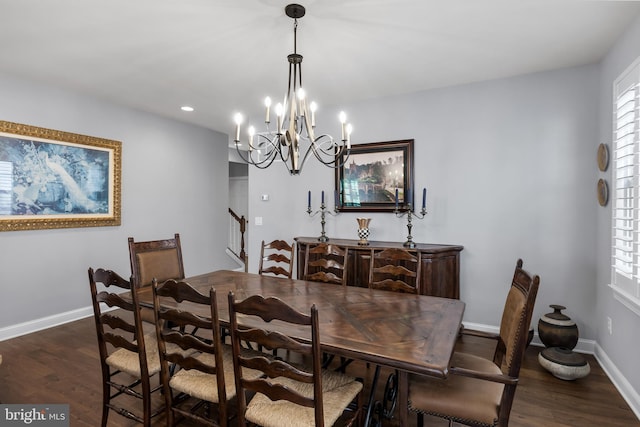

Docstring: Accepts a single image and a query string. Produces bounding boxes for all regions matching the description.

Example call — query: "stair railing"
[228,208,247,268]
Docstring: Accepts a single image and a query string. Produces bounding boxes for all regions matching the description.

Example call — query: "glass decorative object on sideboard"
[307,190,338,242]
[356,218,371,245]
[394,187,427,248]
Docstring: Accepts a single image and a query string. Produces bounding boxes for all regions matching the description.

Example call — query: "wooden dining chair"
[408,259,540,427]
[258,239,295,279]
[368,247,421,294]
[129,233,185,323]
[129,233,185,288]
[151,279,235,427]
[227,292,364,427]
[88,267,163,427]
[303,243,349,286]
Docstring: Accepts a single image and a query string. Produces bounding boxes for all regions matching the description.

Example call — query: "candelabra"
[394,203,427,248]
[307,191,338,242]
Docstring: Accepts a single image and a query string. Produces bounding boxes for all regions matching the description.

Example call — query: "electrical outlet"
[607,316,613,335]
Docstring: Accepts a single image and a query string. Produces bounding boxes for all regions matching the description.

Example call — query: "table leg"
[364,365,381,427]
[398,370,408,426]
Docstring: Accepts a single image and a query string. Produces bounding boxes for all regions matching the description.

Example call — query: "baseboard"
[225,247,246,271]
[0,306,93,342]
[595,343,640,420]
[462,321,597,354]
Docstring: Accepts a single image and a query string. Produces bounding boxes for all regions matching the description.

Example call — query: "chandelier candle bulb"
[339,111,347,141]
[321,190,325,205]
[298,88,306,116]
[264,97,271,123]
[234,113,242,142]
[422,188,427,210]
[308,191,311,210]
[248,126,255,147]
[310,102,317,127]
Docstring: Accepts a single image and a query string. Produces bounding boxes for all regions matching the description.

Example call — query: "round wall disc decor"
[597,143,609,172]
[597,178,608,206]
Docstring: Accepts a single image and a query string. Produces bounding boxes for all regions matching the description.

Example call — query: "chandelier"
[232,3,352,175]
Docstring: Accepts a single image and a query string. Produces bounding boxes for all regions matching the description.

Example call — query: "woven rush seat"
[106,334,195,378]
[168,345,263,403]
[245,368,363,427]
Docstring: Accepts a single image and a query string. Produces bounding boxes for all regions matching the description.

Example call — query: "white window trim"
[611,55,640,315]
[609,284,640,317]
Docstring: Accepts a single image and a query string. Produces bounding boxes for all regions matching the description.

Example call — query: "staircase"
[228,208,247,271]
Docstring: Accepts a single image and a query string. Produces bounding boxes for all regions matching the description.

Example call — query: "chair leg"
[101,378,110,427]
[417,412,424,427]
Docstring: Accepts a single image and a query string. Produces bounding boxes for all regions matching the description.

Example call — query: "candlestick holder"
[394,203,427,248]
[307,202,338,242]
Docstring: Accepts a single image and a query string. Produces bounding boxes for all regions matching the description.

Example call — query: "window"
[611,56,640,314]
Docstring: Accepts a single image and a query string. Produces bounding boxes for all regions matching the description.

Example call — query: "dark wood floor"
[0,316,638,426]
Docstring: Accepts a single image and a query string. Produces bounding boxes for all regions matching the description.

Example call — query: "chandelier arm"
[234,134,282,169]
[311,134,349,156]
[299,135,351,170]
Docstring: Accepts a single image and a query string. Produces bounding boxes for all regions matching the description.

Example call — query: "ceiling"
[1,0,639,137]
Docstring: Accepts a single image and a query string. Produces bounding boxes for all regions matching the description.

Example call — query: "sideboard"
[294,237,463,299]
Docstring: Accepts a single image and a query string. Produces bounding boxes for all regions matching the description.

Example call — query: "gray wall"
[0,73,236,334]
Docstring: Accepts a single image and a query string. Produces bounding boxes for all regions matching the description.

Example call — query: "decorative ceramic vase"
[538,347,590,380]
[356,218,371,246]
[538,304,579,350]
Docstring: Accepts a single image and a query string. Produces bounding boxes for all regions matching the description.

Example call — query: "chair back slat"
[303,243,348,286]
[258,239,295,279]
[369,247,421,294]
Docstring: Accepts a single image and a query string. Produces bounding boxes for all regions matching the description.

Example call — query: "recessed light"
[181,106,194,112]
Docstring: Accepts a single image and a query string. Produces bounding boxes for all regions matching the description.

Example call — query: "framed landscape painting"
[0,120,121,231]
[335,139,414,212]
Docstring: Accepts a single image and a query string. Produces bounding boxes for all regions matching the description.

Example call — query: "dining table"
[135,269,465,426]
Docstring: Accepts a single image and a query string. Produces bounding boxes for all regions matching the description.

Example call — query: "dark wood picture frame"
[336,139,414,212]
[0,120,122,231]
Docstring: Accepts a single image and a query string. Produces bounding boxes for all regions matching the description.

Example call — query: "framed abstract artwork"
[0,120,121,231]
[335,139,414,212]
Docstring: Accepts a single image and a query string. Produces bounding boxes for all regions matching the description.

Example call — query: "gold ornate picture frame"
[0,120,121,231]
